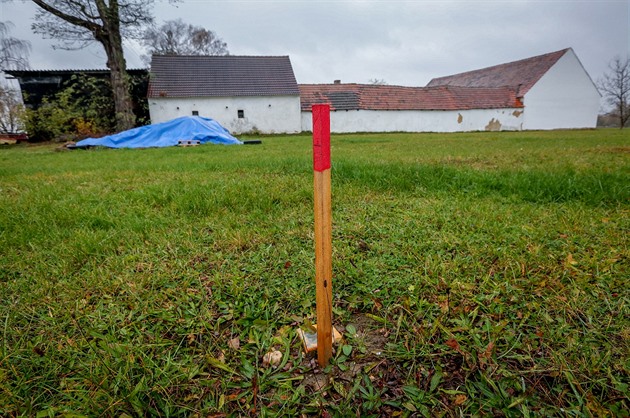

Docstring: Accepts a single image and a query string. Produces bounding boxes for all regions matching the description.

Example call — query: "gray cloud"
[1,0,628,87]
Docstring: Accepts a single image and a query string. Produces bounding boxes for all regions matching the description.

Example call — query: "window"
[237,109,244,118]
[192,110,199,116]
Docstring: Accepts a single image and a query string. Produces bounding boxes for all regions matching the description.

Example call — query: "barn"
[301,48,600,133]
[427,48,600,130]
[147,55,301,134]
[300,83,524,133]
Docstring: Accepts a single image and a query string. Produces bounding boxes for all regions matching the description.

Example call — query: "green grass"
[1,129,628,416]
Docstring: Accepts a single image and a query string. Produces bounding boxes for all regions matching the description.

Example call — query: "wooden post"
[312,104,333,367]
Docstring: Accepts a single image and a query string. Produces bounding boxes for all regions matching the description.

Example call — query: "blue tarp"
[76,116,242,148]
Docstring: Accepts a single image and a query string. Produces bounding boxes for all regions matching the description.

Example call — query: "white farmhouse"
[148,55,301,134]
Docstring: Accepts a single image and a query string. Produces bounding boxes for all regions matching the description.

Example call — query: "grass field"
[1,129,628,416]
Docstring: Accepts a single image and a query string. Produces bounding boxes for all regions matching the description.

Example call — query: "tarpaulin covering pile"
[76,116,242,148]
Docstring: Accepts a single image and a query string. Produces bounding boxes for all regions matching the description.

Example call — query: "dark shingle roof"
[299,84,523,112]
[426,49,570,95]
[4,68,147,75]
[148,55,299,98]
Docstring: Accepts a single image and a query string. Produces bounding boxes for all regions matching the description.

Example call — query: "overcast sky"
[1,0,628,87]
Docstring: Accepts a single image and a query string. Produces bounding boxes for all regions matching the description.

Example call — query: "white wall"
[149,95,302,134]
[523,49,600,130]
[301,108,524,133]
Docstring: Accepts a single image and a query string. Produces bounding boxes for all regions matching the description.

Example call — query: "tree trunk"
[98,0,135,132]
[104,37,135,132]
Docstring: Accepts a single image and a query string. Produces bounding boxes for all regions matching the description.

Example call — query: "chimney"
[333,80,341,84]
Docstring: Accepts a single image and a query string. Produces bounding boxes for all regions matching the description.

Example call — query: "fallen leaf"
[226,393,240,402]
[445,338,460,352]
[481,342,494,360]
[454,394,467,405]
[262,350,282,368]
[228,336,240,351]
[438,299,449,313]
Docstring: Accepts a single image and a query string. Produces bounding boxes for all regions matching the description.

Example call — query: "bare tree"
[598,56,630,129]
[29,0,159,132]
[142,19,228,58]
[0,84,25,133]
[368,78,388,85]
[0,21,31,70]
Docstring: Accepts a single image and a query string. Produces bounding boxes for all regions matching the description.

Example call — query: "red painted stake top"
[312,104,331,172]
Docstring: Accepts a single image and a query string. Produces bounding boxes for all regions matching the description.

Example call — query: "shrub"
[21,74,121,142]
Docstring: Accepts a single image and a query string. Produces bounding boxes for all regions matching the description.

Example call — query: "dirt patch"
[345,314,389,354]
[588,146,630,155]
[606,146,630,153]
[297,314,397,401]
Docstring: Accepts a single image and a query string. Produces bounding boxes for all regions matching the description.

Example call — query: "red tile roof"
[148,55,299,98]
[427,48,570,95]
[299,84,523,112]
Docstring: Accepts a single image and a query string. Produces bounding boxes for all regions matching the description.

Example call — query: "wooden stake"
[312,104,333,367]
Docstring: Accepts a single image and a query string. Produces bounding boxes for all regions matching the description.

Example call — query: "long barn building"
[299,48,600,133]
[9,48,599,135]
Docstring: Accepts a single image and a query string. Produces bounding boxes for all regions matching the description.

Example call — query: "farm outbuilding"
[426,48,600,130]
[301,48,600,133]
[147,55,301,135]
[299,83,524,133]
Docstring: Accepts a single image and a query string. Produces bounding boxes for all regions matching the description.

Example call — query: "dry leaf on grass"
[228,336,240,350]
[262,350,282,368]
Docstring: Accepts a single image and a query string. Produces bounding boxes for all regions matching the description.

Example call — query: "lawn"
[0,129,628,416]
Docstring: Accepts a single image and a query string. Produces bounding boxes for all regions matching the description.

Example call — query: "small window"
[192,110,199,116]
[237,109,244,118]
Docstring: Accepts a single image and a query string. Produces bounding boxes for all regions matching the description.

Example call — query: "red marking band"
[313,104,331,172]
